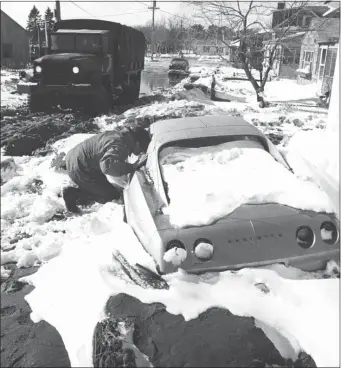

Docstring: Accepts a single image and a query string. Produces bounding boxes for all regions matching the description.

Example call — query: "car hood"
[156,203,301,230]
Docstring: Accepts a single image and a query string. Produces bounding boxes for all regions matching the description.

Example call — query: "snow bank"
[1,134,97,267]
[22,244,339,367]
[1,69,28,109]
[282,129,339,217]
[160,141,335,228]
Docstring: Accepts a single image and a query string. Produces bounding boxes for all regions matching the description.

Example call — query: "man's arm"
[100,146,135,177]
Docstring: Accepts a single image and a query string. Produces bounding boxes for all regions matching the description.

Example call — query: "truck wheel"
[28,93,40,113]
[115,79,139,106]
[28,93,52,113]
[115,82,130,106]
[92,87,111,115]
[133,78,140,101]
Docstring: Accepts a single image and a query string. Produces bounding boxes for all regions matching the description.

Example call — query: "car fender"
[124,171,160,258]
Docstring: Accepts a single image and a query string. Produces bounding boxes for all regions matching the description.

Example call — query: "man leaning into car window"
[62,126,151,213]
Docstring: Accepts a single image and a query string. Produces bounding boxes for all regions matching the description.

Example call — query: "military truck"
[28,19,145,114]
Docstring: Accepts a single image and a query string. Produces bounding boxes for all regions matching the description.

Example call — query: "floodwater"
[140,59,170,95]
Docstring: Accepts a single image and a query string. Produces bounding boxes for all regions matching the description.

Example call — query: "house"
[192,39,228,56]
[228,32,266,70]
[262,2,339,79]
[271,2,331,30]
[297,17,339,95]
[1,10,30,68]
[263,32,305,79]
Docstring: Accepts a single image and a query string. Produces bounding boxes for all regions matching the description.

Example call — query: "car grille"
[42,64,70,85]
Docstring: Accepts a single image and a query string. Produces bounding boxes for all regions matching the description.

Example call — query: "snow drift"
[160,140,335,228]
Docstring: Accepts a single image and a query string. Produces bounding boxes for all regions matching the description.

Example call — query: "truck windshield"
[51,34,101,53]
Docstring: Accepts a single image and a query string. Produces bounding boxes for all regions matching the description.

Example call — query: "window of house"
[2,43,13,58]
[318,47,327,79]
[324,48,337,78]
[282,48,294,65]
[301,50,313,71]
[303,16,312,27]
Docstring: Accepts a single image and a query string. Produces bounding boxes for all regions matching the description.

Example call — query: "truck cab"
[29,19,145,114]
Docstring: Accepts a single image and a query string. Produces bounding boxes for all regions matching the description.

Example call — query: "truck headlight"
[73,66,79,74]
[35,65,42,73]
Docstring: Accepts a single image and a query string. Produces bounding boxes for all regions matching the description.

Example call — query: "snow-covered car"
[168,58,190,86]
[124,116,340,275]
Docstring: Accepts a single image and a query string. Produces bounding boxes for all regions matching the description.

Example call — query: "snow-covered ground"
[1,69,28,110]
[1,64,339,368]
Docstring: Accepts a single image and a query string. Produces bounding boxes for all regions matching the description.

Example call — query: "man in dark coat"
[62,126,151,213]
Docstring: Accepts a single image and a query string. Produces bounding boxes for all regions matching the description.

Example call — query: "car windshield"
[50,34,101,53]
[157,134,325,228]
[158,135,266,202]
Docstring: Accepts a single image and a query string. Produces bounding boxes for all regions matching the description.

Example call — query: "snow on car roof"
[151,116,263,148]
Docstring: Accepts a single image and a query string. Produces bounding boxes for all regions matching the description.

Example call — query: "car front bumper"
[184,249,340,274]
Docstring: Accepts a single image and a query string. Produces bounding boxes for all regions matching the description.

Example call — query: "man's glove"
[133,153,148,171]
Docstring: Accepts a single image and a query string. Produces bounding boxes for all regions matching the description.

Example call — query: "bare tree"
[189,1,313,105]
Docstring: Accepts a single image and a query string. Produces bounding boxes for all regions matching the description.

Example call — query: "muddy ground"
[1,267,70,368]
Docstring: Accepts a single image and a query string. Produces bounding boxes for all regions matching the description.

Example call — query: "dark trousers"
[66,172,121,206]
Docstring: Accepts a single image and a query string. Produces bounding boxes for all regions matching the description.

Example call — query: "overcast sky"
[1,1,187,29]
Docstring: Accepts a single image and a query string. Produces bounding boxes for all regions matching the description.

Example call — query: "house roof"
[323,1,340,17]
[1,10,28,34]
[272,4,330,15]
[310,17,340,43]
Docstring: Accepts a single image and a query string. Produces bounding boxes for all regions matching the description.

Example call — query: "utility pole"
[45,17,49,50]
[148,1,159,61]
[55,1,61,21]
[35,18,41,58]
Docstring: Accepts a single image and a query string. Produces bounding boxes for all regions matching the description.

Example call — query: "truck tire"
[28,93,53,113]
[115,77,140,106]
[91,87,111,116]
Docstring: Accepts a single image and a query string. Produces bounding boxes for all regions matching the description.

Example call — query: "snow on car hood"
[160,142,336,228]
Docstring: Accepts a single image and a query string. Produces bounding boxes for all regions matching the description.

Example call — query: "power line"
[134,0,150,8]
[69,1,97,18]
[98,9,150,18]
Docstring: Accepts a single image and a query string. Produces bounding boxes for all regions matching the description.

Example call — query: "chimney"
[277,2,285,9]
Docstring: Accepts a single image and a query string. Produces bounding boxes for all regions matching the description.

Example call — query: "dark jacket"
[65,129,136,182]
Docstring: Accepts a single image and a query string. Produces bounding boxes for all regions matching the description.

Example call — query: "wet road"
[140,59,170,94]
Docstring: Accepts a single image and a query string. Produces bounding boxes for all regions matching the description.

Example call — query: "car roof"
[55,29,109,34]
[150,115,263,148]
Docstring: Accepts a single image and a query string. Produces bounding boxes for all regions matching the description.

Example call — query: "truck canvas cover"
[53,19,145,73]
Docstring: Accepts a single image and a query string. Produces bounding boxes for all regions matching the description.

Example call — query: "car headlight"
[193,238,214,261]
[296,226,314,249]
[35,65,42,73]
[72,66,79,74]
[320,221,338,245]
